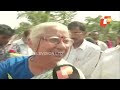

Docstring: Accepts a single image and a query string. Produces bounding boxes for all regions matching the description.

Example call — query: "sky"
[0,11,120,29]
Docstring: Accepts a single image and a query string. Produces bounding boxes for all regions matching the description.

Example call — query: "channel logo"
[100,16,112,27]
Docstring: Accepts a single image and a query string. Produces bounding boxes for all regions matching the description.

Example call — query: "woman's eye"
[49,38,59,43]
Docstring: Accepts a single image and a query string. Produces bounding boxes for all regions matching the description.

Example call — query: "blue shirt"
[0,56,34,79]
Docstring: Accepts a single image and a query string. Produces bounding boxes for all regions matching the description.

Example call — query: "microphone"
[53,64,81,79]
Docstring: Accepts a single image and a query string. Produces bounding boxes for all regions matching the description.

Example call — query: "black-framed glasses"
[43,36,74,46]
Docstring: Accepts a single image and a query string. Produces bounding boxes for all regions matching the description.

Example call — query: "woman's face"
[31,26,73,61]
[70,27,85,44]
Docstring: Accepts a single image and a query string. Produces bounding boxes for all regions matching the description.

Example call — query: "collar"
[71,39,87,50]
[77,39,87,50]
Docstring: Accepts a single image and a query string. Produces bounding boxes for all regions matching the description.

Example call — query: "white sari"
[31,59,85,79]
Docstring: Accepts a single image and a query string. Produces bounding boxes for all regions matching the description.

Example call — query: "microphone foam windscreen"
[53,64,80,79]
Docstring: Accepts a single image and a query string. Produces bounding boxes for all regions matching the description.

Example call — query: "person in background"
[9,30,34,56]
[0,22,85,79]
[106,35,114,48]
[85,37,96,44]
[6,34,21,51]
[0,24,15,61]
[90,31,108,51]
[116,35,120,45]
[64,21,101,78]
[8,34,21,45]
[90,34,120,79]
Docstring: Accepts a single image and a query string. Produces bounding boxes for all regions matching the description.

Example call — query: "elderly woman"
[0,22,85,79]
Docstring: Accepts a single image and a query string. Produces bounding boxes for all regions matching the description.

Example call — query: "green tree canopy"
[16,11,76,35]
[85,15,120,41]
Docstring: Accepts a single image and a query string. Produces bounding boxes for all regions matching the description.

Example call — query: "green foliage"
[85,15,120,41]
[16,11,119,42]
[16,11,76,35]
[51,11,76,25]
[15,22,32,35]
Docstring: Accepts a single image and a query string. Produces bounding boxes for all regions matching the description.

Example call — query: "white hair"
[29,22,68,43]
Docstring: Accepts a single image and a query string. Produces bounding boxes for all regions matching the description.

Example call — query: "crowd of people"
[0,21,120,79]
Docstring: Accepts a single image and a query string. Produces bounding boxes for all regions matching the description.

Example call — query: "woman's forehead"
[43,28,70,37]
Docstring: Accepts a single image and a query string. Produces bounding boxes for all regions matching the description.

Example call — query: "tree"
[85,15,102,32]
[16,11,76,35]
[50,11,76,25]
[85,15,120,41]
[17,11,51,25]
[15,22,32,35]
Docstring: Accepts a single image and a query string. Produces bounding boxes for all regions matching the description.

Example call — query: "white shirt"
[97,40,108,51]
[11,39,34,56]
[64,39,101,78]
[90,45,120,79]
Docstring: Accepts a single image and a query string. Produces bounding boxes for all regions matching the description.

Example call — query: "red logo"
[100,16,112,27]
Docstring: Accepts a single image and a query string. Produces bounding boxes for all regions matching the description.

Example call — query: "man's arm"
[80,49,101,78]
[89,52,105,79]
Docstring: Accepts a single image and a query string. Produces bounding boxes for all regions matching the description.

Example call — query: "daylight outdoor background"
[0,11,120,42]
[0,11,119,29]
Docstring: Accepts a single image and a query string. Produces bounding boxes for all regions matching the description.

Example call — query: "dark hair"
[90,30,99,35]
[85,37,96,44]
[23,30,31,38]
[68,21,86,32]
[0,24,15,36]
